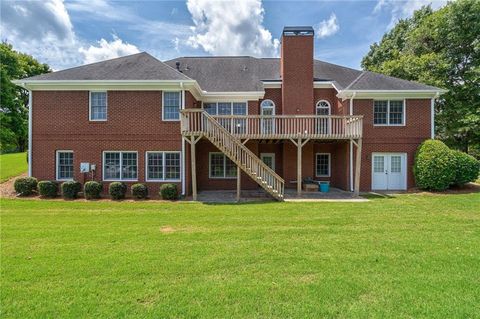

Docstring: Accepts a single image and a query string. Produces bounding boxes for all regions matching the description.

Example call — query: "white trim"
[28,90,32,177]
[162,91,182,122]
[208,152,237,179]
[89,91,108,121]
[371,152,407,190]
[201,91,264,100]
[145,151,182,182]
[315,153,331,178]
[260,153,276,171]
[102,151,139,182]
[373,99,406,127]
[349,94,355,192]
[431,98,435,139]
[337,89,446,100]
[55,150,74,181]
[262,81,282,89]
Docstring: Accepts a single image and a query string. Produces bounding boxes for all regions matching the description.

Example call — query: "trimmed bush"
[38,181,58,198]
[13,177,38,196]
[160,183,178,200]
[109,182,127,200]
[61,181,81,199]
[131,183,148,199]
[84,181,103,199]
[414,140,456,191]
[452,150,480,186]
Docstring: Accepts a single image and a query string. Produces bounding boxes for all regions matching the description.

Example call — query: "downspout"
[349,92,356,192]
[181,83,186,196]
[431,92,439,139]
[28,88,32,177]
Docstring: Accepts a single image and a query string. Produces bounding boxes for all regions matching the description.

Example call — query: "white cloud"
[0,0,82,69]
[186,0,279,57]
[0,0,141,70]
[315,13,340,39]
[373,0,449,28]
[79,35,140,64]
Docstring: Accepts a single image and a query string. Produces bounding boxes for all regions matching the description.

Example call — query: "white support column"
[430,97,435,139]
[190,136,197,201]
[354,138,362,196]
[236,166,241,201]
[297,137,302,195]
[28,89,32,177]
[349,94,355,192]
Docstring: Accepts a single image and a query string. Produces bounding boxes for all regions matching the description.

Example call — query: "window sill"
[209,177,238,180]
[146,179,181,183]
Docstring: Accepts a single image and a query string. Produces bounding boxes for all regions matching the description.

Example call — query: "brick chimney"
[280,26,314,115]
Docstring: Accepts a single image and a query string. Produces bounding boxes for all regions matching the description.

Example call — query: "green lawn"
[1,194,479,318]
[0,152,27,182]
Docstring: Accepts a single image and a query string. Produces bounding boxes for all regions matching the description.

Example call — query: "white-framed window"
[315,153,331,177]
[102,151,138,181]
[315,100,331,134]
[146,151,181,181]
[163,91,181,121]
[209,152,237,179]
[89,91,107,121]
[260,99,275,134]
[203,102,247,133]
[373,100,405,126]
[56,150,74,181]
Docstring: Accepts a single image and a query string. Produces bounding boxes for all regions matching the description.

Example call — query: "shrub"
[452,150,480,186]
[109,182,127,200]
[38,181,58,198]
[61,181,81,199]
[131,183,148,199]
[160,183,178,200]
[414,140,456,191]
[84,181,103,199]
[13,177,38,196]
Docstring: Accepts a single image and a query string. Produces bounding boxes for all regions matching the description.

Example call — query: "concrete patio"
[188,188,368,203]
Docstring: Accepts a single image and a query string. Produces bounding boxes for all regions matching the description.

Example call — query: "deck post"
[354,138,362,196]
[297,137,302,195]
[190,136,197,201]
[236,166,241,201]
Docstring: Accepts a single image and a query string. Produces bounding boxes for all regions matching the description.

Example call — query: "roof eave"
[337,89,448,100]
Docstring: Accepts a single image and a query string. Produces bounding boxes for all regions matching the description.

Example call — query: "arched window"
[315,100,331,135]
[261,99,275,115]
[316,100,331,116]
[260,100,275,134]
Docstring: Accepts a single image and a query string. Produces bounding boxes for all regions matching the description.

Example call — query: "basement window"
[56,151,74,181]
[103,151,138,181]
[315,153,331,177]
[146,151,181,181]
[373,100,405,126]
[209,153,237,179]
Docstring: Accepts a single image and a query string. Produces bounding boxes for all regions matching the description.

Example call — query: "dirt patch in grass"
[0,173,26,199]
[160,226,175,233]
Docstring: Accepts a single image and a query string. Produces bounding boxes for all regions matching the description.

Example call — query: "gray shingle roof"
[21,52,191,81]
[19,52,442,92]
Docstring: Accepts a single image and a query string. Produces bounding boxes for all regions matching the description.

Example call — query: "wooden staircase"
[181,109,285,201]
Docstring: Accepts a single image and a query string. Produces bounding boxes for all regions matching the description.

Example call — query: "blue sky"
[1,0,448,71]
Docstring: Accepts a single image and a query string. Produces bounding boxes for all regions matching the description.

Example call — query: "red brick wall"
[353,98,432,190]
[31,90,195,197]
[281,34,314,115]
[262,88,283,114]
[314,88,339,114]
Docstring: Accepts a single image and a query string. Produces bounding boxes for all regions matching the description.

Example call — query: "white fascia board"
[262,81,282,89]
[201,91,265,101]
[314,82,337,89]
[337,89,448,100]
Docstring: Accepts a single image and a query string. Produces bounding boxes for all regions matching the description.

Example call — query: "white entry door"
[372,153,407,190]
[260,153,275,171]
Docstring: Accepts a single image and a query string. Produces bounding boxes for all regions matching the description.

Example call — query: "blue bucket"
[319,182,330,192]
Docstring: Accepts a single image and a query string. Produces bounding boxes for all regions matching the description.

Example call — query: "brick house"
[14,26,445,200]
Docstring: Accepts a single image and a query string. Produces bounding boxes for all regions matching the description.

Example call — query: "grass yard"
[0,152,27,182]
[1,193,479,318]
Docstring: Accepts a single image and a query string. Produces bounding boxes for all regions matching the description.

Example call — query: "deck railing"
[181,110,362,140]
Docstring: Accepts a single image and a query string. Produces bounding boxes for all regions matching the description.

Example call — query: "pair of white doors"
[372,153,407,190]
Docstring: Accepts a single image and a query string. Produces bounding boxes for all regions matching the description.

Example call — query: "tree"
[0,42,50,153]
[362,0,480,157]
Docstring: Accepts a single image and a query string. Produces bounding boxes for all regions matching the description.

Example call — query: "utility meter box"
[80,162,90,173]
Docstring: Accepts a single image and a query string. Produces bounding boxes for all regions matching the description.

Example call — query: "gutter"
[349,91,356,192]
